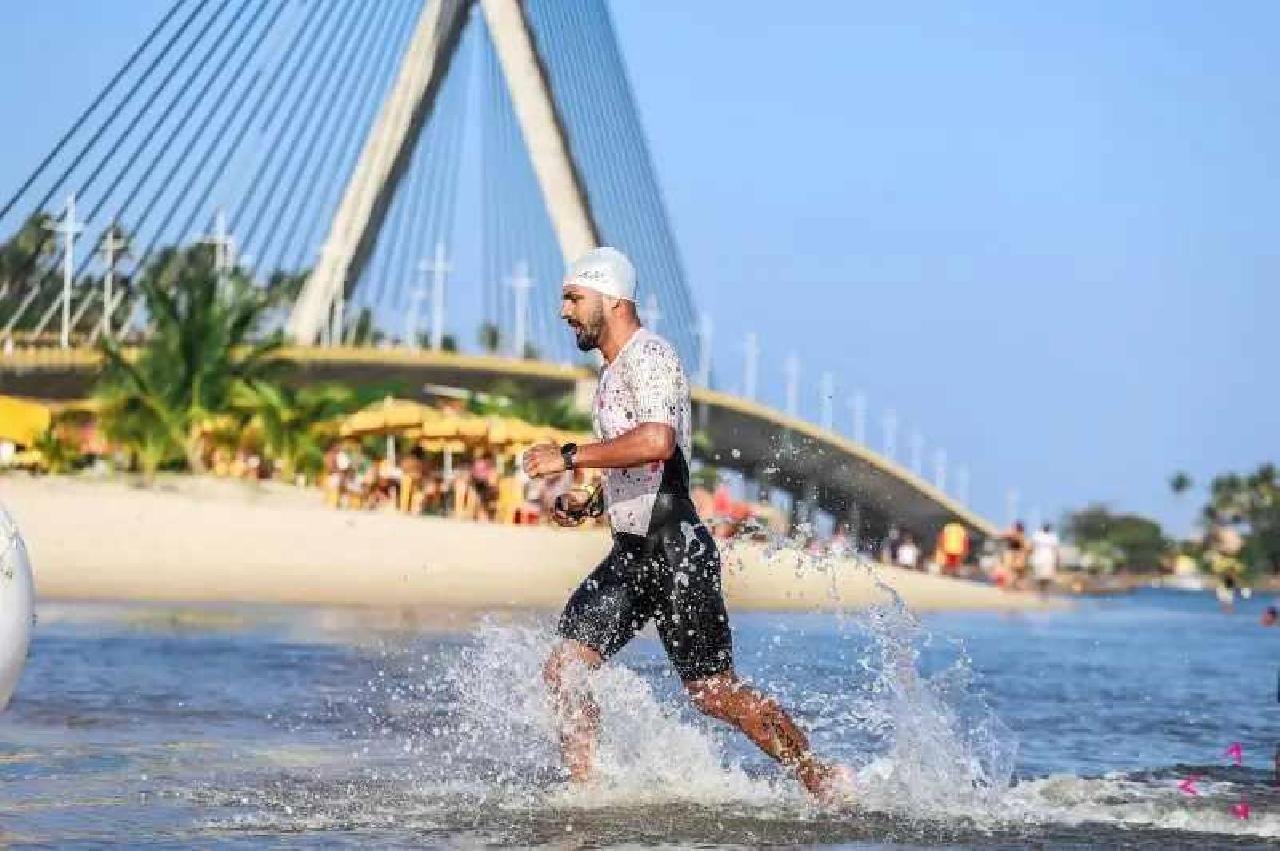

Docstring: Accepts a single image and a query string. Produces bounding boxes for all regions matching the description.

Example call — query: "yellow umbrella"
[418,414,490,442]
[339,397,440,437]
[0,396,52,447]
[419,438,468,454]
[486,417,556,447]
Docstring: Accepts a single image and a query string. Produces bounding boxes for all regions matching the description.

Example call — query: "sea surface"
[1,582,1277,849]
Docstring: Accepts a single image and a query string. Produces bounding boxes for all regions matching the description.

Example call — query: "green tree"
[1169,470,1193,495]
[234,381,366,479]
[264,269,311,305]
[0,211,57,296]
[30,424,79,474]
[1063,503,1169,571]
[478,322,501,353]
[93,245,290,474]
[1201,463,1280,576]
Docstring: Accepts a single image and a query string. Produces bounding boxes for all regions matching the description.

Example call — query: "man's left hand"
[522,441,566,479]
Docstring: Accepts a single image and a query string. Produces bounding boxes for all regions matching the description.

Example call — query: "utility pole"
[47,194,84,348]
[640,292,660,333]
[1005,488,1020,527]
[910,429,925,475]
[956,465,970,505]
[933,447,948,492]
[784,353,800,418]
[200,208,237,301]
[330,295,345,346]
[419,241,450,350]
[696,313,713,388]
[508,260,533,358]
[820,371,835,430]
[882,408,898,461]
[405,259,431,350]
[100,223,128,341]
[851,391,867,445]
[743,331,759,400]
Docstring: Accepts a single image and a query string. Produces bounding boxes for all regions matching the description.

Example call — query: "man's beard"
[571,310,604,352]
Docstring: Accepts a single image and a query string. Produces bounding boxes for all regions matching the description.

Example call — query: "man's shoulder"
[626,329,681,366]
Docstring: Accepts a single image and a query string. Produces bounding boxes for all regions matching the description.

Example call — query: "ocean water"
[1,580,1277,848]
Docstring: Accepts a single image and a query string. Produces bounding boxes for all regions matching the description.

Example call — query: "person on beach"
[1029,522,1059,595]
[522,247,847,800]
[1001,520,1028,590]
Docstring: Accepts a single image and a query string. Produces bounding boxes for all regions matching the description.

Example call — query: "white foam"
[445,621,783,808]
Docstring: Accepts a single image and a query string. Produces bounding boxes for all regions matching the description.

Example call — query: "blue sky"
[1,1,1274,533]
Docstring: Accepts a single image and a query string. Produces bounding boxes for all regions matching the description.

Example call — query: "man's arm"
[522,423,674,478]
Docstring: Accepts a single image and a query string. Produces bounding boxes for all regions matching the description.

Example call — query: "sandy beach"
[1,475,1051,613]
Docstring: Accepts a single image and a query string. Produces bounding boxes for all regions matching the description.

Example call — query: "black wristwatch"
[560,442,578,471]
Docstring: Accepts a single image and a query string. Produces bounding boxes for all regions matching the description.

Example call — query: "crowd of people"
[315,439,602,526]
[878,519,1061,593]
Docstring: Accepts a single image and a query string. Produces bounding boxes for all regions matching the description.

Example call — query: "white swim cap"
[564,246,636,301]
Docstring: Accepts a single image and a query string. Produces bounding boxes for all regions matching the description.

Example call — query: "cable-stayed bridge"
[0,0,997,544]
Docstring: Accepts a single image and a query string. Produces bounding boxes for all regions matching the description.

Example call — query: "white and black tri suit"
[557,329,733,682]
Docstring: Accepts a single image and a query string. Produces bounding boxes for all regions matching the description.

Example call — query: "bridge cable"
[4,0,236,334]
[333,0,423,323]
[104,0,337,338]
[372,2,470,333]
[2,1,222,312]
[71,0,285,337]
[290,0,419,275]
[549,0,700,362]
[237,1,367,263]
[0,0,194,223]
[371,4,443,331]
[254,1,396,273]
[232,0,363,254]
[80,0,270,261]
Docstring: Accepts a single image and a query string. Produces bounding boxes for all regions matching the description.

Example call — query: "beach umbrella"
[339,398,440,438]
[486,417,559,449]
[0,396,52,447]
[418,414,491,442]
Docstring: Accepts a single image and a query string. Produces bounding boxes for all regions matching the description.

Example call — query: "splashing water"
[443,620,780,808]
[847,583,1017,818]
[415,527,1018,824]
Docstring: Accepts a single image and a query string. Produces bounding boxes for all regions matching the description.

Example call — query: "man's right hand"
[552,488,593,527]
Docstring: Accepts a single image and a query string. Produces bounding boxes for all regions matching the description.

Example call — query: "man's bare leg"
[542,640,604,782]
[686,671,846,798]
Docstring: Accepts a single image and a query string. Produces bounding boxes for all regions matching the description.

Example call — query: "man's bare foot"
[796,756,856,804]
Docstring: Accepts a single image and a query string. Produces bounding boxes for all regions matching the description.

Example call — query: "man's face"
[560,284,606,352]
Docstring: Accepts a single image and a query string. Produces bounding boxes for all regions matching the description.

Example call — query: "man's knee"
[543,640,602,692]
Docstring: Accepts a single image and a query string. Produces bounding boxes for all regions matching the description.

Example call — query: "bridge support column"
[289,0,470,344]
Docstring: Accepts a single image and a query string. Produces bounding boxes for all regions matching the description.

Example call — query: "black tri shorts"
[557,494,733,682]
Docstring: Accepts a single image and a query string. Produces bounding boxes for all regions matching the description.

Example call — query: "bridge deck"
[0,346,996,542]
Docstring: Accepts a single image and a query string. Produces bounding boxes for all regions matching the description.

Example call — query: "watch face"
[561,443,578,467]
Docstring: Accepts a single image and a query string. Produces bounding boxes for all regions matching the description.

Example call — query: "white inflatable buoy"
[0,503,34,710]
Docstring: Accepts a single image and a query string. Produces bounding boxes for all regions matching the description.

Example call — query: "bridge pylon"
[288,0,598,345]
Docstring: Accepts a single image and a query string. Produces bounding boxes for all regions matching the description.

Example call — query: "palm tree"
[30,425,79,474]
[0,212,57,293]
[1169,471,1193,495]
[234,381,367,480]
[93,245,290,474]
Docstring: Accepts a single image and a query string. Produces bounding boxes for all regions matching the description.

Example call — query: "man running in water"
[522,247,844,798]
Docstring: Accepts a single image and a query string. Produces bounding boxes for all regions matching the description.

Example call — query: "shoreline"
[1,475,1055,613]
